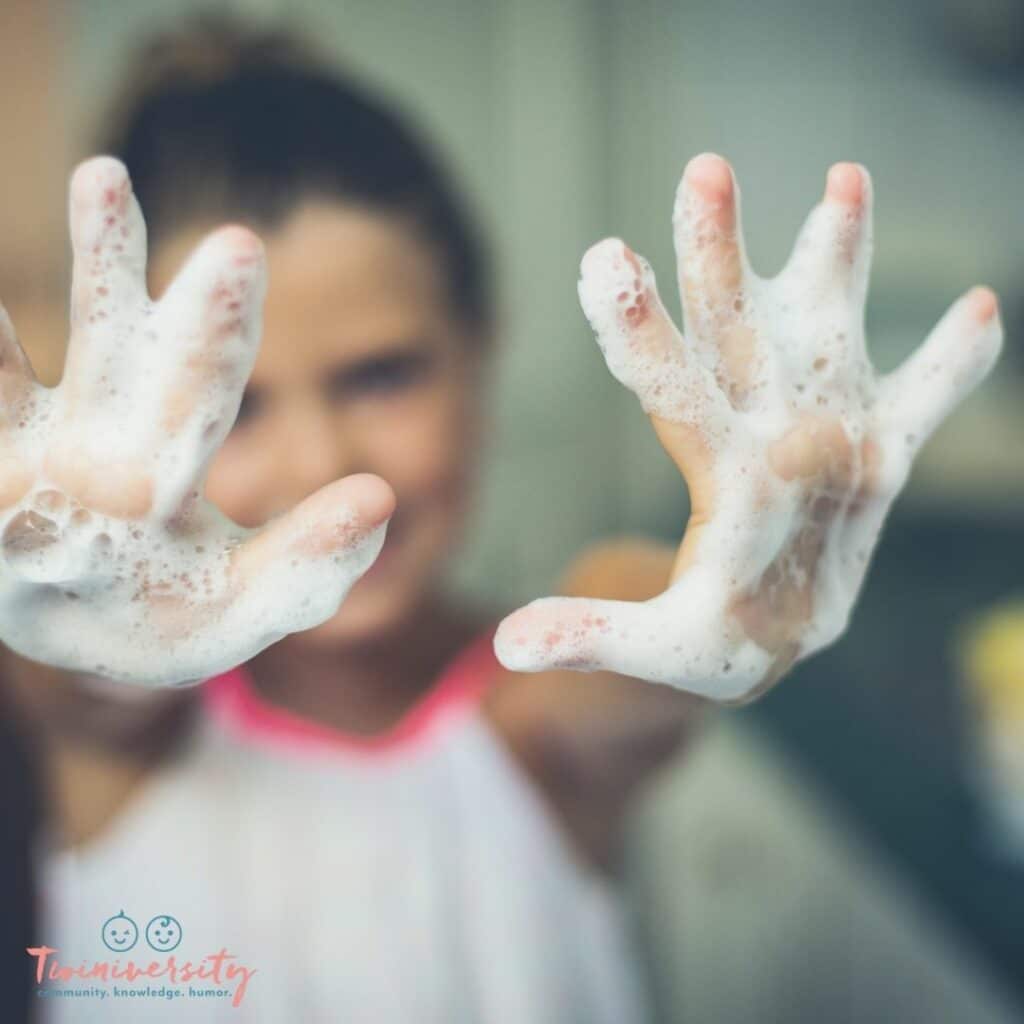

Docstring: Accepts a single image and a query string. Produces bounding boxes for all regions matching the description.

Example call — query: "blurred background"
[1,0,1022,1020]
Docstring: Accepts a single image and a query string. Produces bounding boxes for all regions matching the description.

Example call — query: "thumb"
[494,595,648,675]
[231,473,395,596]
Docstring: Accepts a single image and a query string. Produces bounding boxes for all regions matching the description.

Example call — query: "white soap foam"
[0,158,387,688]
[495,160,1002,702]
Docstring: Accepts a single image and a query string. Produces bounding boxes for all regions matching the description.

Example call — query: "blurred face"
[151,201,487,650]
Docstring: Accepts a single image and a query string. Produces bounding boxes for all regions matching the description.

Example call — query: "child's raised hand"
[0,158,394,687]
[495,155,1002,702]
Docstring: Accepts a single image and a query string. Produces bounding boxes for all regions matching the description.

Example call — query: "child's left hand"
[494,155,1002,703]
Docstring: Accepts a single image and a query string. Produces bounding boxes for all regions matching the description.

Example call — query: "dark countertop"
[741,510,1024,1003]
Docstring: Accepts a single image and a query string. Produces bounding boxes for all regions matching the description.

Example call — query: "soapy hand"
[0,158,394,687]
[495,155,1002,702]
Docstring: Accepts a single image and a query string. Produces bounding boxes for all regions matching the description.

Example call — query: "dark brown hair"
[95,14,492,331]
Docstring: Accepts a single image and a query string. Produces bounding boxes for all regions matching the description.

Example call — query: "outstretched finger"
[673,154,763,407]
[68,157,148,329]
[784,161,873,310]
[674,153,747,322]
[0,302,37,400]
[578,237,727,430]
[877,286,1002,451]
[0,303,36,507]
[155,225,267,464]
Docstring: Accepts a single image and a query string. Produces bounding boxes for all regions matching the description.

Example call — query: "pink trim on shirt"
[200,627,500,760]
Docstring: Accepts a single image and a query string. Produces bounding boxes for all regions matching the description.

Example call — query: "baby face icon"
[145,914,183,952]
[101,910,138,952]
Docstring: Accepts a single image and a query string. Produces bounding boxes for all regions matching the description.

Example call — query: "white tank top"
[35,633,650,1022]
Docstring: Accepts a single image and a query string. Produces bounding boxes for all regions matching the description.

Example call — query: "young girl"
[1,15,1003,1023]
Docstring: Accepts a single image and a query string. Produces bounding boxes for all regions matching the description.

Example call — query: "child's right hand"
[0,158,394,687]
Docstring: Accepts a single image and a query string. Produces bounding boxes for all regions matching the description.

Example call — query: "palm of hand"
[495,156,1002,702]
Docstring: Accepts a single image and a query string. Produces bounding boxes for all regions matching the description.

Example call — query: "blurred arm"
[484,538,709,874]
